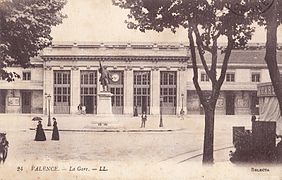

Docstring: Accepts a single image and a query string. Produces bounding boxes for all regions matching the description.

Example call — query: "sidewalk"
[0,113,253,132]
[29,114,188,132]
[0,114,255,167]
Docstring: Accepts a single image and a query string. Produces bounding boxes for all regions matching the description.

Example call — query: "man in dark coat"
[140,112,147,128]
[51,118,59,141]
[35,121,46,141]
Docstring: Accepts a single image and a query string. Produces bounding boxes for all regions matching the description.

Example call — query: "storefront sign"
[8,97,20,106]
[257,83,275,97]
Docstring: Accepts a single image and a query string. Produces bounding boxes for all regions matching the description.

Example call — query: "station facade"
[0,42,280,115]
[42,42,188,115]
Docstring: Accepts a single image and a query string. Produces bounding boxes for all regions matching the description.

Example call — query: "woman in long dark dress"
[51,118,59,140]
[35,121,46,141]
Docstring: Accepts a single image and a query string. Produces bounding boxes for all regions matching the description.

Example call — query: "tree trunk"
[202,105,215,164]
[264,0,282,115]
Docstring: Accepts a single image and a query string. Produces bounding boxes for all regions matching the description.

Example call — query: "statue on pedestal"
[99,62,111,92]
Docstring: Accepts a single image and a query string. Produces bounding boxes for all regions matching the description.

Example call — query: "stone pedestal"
[97,91,113,115]
[84,91,121,129]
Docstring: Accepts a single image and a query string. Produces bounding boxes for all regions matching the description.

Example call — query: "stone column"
[151,68,160,115]
[44,66,54,114]
[70,67,80,114]
[124,68,133,114]
[177,68,187,114]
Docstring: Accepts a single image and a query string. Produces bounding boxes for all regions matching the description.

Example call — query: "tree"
[258,0,282,115]
[113,0,254,163]
[229,0,282,115]
[0,0,66,81]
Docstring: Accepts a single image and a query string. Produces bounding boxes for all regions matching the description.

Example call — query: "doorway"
[141,96,148,114]
[251,93,259,115]
[133,71,151,114]
[226,92,235,115]
[22,91,31,113]
[84,96,94,114]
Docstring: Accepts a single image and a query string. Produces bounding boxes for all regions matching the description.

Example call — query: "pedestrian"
[81,105,86,115]
[251,115,256,122]
[35,120,46,141]
[77,104,82,114]
[275,136,282,162]
[51,117,59,141]
[133,106,138,117]
[140,112,147,128]
[180,109,185,120]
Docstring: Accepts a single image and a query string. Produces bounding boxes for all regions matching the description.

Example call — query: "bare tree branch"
[193,25,217,83]
[188,27,206,107]
[218,33,234,87]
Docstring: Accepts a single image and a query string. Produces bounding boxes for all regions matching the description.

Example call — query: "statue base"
[97,91,113,115]
[83,91,121,129]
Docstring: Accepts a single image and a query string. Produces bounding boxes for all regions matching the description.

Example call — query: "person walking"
[140,112,147,128]
[77,104,82,114]
[51,118,59,141]
[180,109,185,120]
[35,121,46,141]
[81,105,86,115]
[133,106,138,117]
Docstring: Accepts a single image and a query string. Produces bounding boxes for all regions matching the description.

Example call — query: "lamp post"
[44,93,47,115]
[159,96,163,127]
[47,94,51,126]
[181,93,184,112]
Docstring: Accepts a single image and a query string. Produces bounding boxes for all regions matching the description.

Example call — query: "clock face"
[111,73,120,82]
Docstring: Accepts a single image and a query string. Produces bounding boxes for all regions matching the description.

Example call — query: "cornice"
[41,55,189,62]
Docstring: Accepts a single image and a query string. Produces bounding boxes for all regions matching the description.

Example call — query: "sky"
[51,0,282,43]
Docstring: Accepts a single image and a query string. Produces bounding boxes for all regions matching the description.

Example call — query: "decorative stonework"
[71,66,79,70]
[151,67,159,71]
[44,66,52,70]
[125,66,132,71]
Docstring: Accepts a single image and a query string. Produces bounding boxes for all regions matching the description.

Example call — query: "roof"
[191,49,282,68]
[41,42,189,58]
[41,42,282,66]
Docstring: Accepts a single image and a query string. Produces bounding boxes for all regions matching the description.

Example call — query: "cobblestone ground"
[1,114,253,164]
[4,115,278,179]
[7,130,202,163]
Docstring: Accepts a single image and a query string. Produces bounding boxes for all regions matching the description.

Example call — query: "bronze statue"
[99,62,111,91]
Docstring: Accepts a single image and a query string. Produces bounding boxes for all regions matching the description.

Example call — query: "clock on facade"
[111,73,120,82]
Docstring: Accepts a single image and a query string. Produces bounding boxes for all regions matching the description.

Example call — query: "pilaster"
[70,66,80,114]
[151,68,160,115]
[177,68,187,114]
[124,68,133,114]
[44,66,54,114]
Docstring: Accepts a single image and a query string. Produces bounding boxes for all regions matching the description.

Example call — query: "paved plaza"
[1,114,281,179]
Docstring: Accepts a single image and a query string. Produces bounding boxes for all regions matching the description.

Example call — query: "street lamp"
[44,93,47,115]
[47,94,51,126]
[159,96,163,127]
[181,93,184,112]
